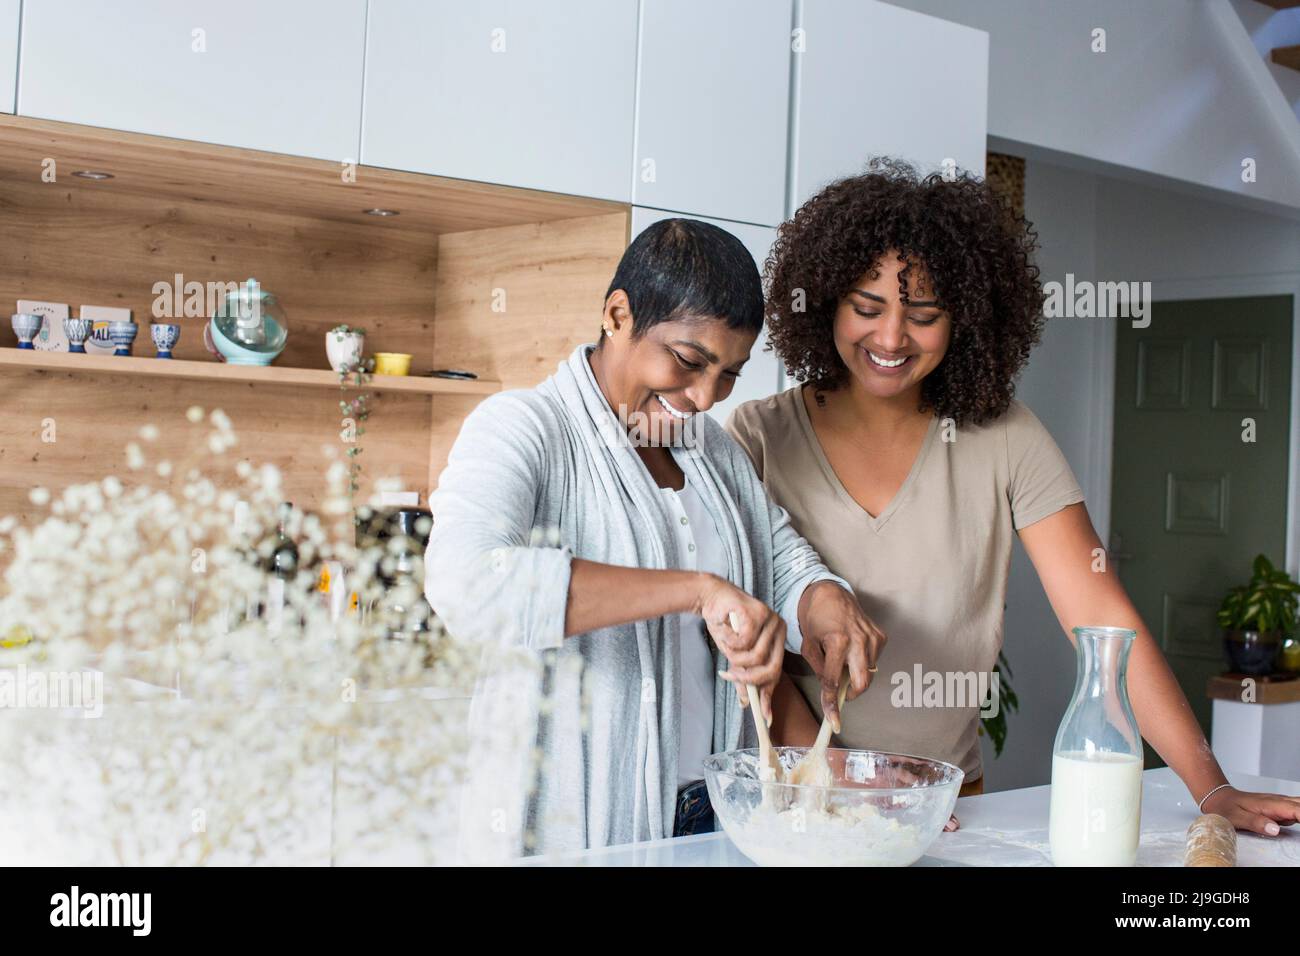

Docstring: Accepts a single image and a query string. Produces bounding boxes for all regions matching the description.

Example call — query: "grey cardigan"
[424,344,845,859]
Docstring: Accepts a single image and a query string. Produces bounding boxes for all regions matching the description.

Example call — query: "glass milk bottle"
[1049,626,1144,866]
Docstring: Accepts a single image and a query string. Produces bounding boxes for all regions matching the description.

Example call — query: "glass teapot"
[209,278,289,366]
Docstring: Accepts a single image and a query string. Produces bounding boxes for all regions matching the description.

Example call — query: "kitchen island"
[523,767,1300,866]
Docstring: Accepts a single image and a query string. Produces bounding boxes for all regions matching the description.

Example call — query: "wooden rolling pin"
[1184,813,1236,867]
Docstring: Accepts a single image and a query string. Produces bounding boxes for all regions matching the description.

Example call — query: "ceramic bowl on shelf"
[209,279,288,366]
[107,320,138,356]
[150,323,181,359]
[11,313,43,349]
[373,352,412,376]
[326,330,365,372]
[63,317,94,353]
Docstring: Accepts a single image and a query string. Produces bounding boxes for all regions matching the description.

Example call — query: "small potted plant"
[1216,554,1299,676]
[326,324,366,373]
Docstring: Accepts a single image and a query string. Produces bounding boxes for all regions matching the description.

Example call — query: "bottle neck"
[1073,627,1134,699]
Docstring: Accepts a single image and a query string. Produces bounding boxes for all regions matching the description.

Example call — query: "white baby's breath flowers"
[0,408,547,866]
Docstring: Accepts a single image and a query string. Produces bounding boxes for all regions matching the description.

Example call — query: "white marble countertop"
[525,767,1300,866]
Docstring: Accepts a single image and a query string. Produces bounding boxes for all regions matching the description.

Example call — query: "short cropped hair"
[604,218,764,338]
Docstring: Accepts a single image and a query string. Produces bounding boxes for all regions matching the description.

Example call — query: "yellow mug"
[373,352,412,376]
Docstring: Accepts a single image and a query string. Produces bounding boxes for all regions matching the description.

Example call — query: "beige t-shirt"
[726,387,1085,782]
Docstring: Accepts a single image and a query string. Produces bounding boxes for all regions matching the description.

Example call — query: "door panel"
[791,0,988,206]
[633,0,791,225]
[19,0,367,160]
[362,0,638,202]
[1111,295,1292,767]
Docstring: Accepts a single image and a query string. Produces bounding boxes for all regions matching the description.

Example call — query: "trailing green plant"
[978,649,1020,757]
[1217,553,1300,634]
[329,323,367,340]
[338,357,375,499]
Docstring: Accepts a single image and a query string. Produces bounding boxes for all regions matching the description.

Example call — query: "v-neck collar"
[791,385,939,533]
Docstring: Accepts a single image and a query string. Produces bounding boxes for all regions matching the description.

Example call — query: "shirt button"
[687,543,696,553]
[680,516,689,525]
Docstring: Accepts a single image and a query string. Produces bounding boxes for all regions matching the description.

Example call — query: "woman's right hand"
[694,574,786,722]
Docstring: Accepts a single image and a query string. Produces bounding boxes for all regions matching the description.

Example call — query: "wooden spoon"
[787,667,850,793]
[730,612,783,804]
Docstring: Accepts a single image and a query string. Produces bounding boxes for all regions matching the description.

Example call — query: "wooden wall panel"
[427,211,629,485]
[0,114,624,234]
[0,176,440,370]
[0,116,631,539]
[0,366,432,521]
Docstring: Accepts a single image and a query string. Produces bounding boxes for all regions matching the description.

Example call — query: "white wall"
[987,154,1300,792]
[983,160,1105,792]
[883,0,1300,216]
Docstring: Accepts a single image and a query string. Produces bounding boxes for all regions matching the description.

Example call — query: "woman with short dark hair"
[728,158,1300,838]
[426,218,883,858]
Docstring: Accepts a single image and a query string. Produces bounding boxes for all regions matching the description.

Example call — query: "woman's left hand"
[1201,786,1300,836]
[798,582,886,733]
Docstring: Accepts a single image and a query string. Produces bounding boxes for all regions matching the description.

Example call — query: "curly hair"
[765,156,1046,426]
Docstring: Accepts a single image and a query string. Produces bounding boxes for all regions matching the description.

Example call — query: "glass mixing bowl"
[703,747,963,867]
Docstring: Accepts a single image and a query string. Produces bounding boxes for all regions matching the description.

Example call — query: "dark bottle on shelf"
[269,501,299,579]
[259,501,299,628]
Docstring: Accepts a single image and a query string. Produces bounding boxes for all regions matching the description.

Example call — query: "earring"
[603,326,613,338]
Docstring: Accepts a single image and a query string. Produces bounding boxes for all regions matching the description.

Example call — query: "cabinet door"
[792,0,988,208]
[18,0,366,160]
[363,0,638,202]
[0,0,17,113]
[629,208,783,426]
[634,0,791,226]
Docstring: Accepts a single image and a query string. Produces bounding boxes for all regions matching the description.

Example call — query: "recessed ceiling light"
[363,207,399,217]
[72,170,114,180]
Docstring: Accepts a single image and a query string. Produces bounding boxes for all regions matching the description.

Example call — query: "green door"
[1110,295,1293,768]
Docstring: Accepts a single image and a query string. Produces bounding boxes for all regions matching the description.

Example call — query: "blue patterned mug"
[107,320,138,357]
[150,323,181,359]
[11,313,43,349]
[64,317,94,354]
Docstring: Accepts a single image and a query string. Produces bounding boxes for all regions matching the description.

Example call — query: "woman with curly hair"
[727,158,1300,838]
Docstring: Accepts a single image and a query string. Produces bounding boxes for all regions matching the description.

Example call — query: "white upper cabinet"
[633,0,791,226]
[791,0,988,208]
[630,208,783,426]
[363,0,638,202]
[18,0,367,160]
[0,0,18,113]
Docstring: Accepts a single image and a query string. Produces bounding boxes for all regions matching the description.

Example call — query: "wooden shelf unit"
[0,350,503,396]
[0,115,631,520]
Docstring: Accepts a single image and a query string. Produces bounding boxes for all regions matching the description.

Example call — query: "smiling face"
[832,251,951,402]
[591,289,757,441]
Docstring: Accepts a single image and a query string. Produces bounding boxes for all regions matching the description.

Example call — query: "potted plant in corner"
[326,324,366,373]
[1216,554,1299,676]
